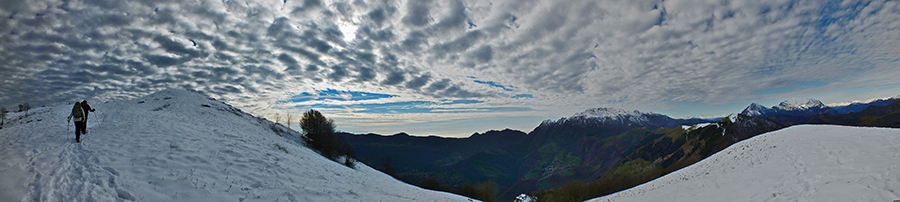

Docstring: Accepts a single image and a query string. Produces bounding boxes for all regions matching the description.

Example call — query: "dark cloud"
[306,64,319,72]
[356,66,377,82]
[329,65,349,81]
[95,64,135,76]
[267,17,297,38]
[331,2,354,16]
[143,54,183,67]
[426,78,451,92]
[277,53,300,68]
[471,45,493,63]
[213,85,242,94]
[382,70,406,86]
[433,30,484,55]
[277,42,326,66]
[242,65,285,80]
[402,0,432,27]
[406,74,431,89]
[290,0,324,14]
[400,30,428,51]
[367,8,389,26]
[427,0,468,33]
[154,35,203,58]
[441,85,484,98]
[355,51,377,64]
[320,27,344,44]
[360,26,395,42]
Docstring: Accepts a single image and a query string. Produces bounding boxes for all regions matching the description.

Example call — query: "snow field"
[0,89,475,202]
[588,125,900,202]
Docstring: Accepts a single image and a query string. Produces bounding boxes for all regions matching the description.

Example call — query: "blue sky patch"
[287,89,397,103]
[446,99,483,104]
[511,94,534,99]
[474,80,514,91]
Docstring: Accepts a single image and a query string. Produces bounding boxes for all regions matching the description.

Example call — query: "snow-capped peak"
[740,103,770,116]
[775,98,826,111]
[572,107,646,119]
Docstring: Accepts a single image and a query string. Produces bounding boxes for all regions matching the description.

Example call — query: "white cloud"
[1,0,898,135]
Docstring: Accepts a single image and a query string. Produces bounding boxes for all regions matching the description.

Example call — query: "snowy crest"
[560,107,678,127]
[573,107,645,119]
[740,98,834,117]
[775,98,826,111]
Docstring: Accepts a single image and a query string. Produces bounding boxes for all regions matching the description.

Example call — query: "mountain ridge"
[741,98,838,117]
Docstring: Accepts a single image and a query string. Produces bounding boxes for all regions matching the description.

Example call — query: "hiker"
[81,100,96,134]
[68,102,86,142]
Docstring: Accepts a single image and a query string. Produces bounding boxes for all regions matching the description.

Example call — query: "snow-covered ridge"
[573,108,647,119]
[571,107,664,121]
[740,98,834,117]
[0,89,473,202]
[588,125,900,202]
[774,98,826,111]
[564,107,672,127]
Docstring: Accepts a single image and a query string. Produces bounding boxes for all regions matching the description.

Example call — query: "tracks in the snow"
[23,123,134,201]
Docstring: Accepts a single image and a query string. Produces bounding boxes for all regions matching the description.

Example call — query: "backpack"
[72,103,84,122]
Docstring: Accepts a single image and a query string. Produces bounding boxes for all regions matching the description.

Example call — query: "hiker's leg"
[80,121,87,134]
[75,121,83,142]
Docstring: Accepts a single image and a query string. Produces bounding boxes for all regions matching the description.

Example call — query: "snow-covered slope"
[0,89,474,201]
[588,125,900,202]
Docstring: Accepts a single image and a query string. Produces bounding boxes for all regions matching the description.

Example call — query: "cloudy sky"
[2,0,899,137]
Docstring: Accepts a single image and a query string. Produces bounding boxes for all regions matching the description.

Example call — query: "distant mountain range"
[740,98,838,117]
[343,96,899,201]
[830,96,899,114]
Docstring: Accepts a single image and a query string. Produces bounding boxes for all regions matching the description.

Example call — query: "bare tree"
[274,112,281,124]
[286,112,293,129]
[19,103,30,117]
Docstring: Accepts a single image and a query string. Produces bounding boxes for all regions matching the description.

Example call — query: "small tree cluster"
[300,109,355,167]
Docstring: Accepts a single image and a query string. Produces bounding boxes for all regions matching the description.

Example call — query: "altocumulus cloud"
[1,0,899,136]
